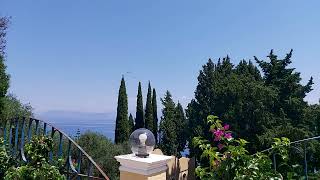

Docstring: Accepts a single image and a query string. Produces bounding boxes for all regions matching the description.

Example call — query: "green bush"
[193,115,292,180]
[4,136,65,180]
[77,131,131,180]
[0,138,13,179]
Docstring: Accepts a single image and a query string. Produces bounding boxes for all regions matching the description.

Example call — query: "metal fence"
[1,117,109,180]
[261,136,320,180]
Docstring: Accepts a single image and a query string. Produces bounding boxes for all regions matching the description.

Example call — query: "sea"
[38,111,189,156]
[38,111,116,141]
[50,120,115,140]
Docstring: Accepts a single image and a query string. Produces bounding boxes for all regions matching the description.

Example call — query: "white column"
[115,154,173,180]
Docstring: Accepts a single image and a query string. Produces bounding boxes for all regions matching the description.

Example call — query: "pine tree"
[187,51,315,156]
[152,88,158,144]
[175,102,187,155]
[145,82,153,131]
[255,49,313,125]
[114,77,129,144]
[135,82,144,129]
[186,57,277,155]
[159,91,177,156]
[128,113,134,134]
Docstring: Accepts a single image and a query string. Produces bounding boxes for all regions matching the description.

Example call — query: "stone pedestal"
[115,154,173,180]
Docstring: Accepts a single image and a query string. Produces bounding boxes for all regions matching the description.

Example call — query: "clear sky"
[1,0,320,115]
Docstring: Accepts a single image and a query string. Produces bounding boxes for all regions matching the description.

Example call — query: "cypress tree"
[135,82,144,129]
[145,82,153,131]
[128,113,134,134]
[114,77,129,144]
[152,88,158,144]
[159,91,177,156]
[175,102,187,155]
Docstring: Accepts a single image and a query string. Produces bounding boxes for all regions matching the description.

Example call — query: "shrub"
[4,136,65,180]
[0,138,13,179]
[193,115,290,179]
[77,131,131,180]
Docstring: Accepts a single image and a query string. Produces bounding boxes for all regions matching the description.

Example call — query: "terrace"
[2,117,320,180]
[0,117,194,180]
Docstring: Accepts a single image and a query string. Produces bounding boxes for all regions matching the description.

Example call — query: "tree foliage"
[159,92,188,156]
[0,55,10,125]
[128,113,134,135]
[145,82,153,131]
[3,94,33,120]
[152,88,158,144]
[115,77,129,143]
[174,102,187,155]
[159,91,178,156]
[135,82,144,129]
[0,18,10,125]
[0,138,13,178]
[193,115,293,180]
[77,131,131,180]
[4,136,65,180]
[255,49,313,126]
[187,50,314,157]
[303,104,320,135]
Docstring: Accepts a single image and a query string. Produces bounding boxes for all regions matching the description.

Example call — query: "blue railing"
[1,117,109,180]
[261,136,320,180]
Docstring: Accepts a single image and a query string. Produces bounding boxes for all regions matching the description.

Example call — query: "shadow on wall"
[152,149,196,180]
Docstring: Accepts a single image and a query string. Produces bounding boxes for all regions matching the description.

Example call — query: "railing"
[261,136,320,180]
[0,117,109,180]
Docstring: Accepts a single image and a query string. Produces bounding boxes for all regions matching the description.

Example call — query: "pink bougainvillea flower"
[224,133,232,140]
[217,143,225,150]
[214,136,221,141]
[213,129,224,141]
[223,124,230,131]
[213,129,224,137]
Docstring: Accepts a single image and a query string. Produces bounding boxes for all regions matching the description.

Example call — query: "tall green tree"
[255,49,313,126]
[303,104,320,135]
[135,82,144,129]
[187,51,315,156]
[145,82,153,131]
[0,54,9,125]
[175,102,187,156]
[0,17,10,125]
[254,50,314,147]
[159,91,177,156]
[114,77,129,144]
[187,57,279,154]
[128,113,134,134]
[152,88,158,144]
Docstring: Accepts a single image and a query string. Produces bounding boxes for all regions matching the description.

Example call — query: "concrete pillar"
[115,154,173,180]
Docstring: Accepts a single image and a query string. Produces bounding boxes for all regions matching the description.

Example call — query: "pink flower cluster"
[212,124,233,142]
[213,129,224,141]
[224,124,230,131]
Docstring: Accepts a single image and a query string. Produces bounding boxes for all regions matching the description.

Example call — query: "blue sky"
[1,0,320,115]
